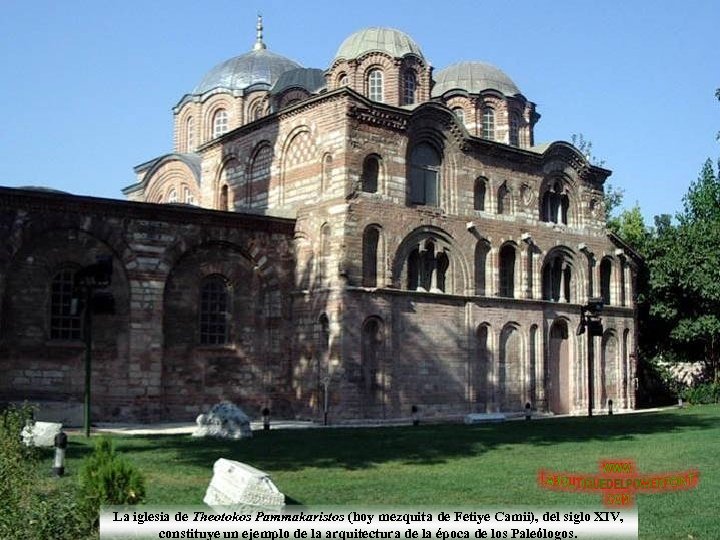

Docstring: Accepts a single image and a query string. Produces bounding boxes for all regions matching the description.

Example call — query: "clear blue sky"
[1,1,718,224]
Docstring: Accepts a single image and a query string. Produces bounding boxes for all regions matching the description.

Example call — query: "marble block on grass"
[192,402,253,439]
[21,421,62,447]
[204,458,285,512]
[464,413,506,424]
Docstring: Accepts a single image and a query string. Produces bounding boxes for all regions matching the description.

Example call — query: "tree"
[608,204,650,255]
[648,159,720,381]
[570,133,624,222]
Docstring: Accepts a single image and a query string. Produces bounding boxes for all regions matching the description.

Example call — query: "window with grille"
[212,109,228,138]
[367,69,384,102]
[482,108,495,140]
[403,71,416,105]
[200,276,229,345]
[50,268,82,340]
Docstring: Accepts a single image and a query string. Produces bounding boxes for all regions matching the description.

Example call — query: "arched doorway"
[548,319,570,414]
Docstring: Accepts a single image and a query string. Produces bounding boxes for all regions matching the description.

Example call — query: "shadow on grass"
[67,406,718,473]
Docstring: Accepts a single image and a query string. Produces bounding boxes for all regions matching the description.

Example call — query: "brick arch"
[202,95,234,141]
[2,227,131,347]
[499,322,524,411]
[391,225,469,294]
[279,126,317,206]
[214,155,242,210]
[539,171,579,226]
[245,140,274,209]
[6,216,136,271]
[161,237,280,290]
[144,160,199,204]
[541,245,584,303]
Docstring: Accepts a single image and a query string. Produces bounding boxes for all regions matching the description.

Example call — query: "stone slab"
[21,421,62,447]
[464,413,506,424]
[192,402,253,439]
[204,458,285,512]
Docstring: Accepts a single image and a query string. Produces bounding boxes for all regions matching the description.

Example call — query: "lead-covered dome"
[193,49,301,95]
[335,27,424,61]
[432,61,521,97]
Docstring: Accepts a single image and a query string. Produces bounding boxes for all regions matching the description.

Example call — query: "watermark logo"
[538,460,699,507]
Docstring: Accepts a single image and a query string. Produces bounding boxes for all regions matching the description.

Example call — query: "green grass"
[46,405,720,539]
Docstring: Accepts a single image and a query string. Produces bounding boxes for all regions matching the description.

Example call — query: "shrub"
[78,436,146,511]
[681,382,720,405]
[0,404,95,539]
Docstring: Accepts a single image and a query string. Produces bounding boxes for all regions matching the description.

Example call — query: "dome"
[335,27,424,61]
[192,48,301,95]
[432,61,521,97]
[271,68,326,95]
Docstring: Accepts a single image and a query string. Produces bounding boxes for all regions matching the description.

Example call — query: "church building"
[0,19,639,422]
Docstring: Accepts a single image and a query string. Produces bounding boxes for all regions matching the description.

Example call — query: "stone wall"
[0,187,294,422]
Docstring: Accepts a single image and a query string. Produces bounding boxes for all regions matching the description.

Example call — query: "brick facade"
[0,24,639,422]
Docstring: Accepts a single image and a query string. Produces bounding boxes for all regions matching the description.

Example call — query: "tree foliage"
[647,158,720,381]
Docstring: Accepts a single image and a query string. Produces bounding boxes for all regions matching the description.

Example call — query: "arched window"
[367,69,384,102]
[186,117,195,152]
[200,276,229,345]
[183,186,194,205]
[362,226,380,287]
[542,181,570,224]
[600,258,613,305]
[322,154,333,193]
[453,107,465,125]
[361,155,379,193]
[509,113,520,146]
[361,318,383,405]
[474,240,490,295]
[403,70,416,105]
[219,184,229,211]
[338,73,348,87]
[319,223,331,283]
[499,244,516,298]
[406,239,449,293]
[497,183,510,215]
[482,108,495,140]
[409,143,441,206]
[474,177,487,211]
[248,144,272,208]
[318,313,330,360]
[50,267,82,340]
[167,188,177,204]
[499,325,523,410]
[212,109,228,138]
[474,324,490,409]
[543,252,573,302]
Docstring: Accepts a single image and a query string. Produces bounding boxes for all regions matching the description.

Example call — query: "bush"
[78,436,146,511]
[0,404,95,540]
[681,383,720,405]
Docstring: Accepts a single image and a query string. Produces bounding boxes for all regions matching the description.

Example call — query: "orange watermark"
[538,460,700,507]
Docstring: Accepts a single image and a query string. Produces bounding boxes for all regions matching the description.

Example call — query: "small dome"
[271,68,326,95]
[335,27,424,61]
[193,49,301,95]
[432,61,521,97]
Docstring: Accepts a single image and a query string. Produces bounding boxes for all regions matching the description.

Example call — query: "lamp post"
[73,256,114,438]
[577,297,604,418]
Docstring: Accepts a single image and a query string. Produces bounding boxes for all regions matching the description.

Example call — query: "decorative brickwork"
[0,24,640,422]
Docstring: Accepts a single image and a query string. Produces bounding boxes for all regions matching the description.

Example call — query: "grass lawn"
[49,405,720,539]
